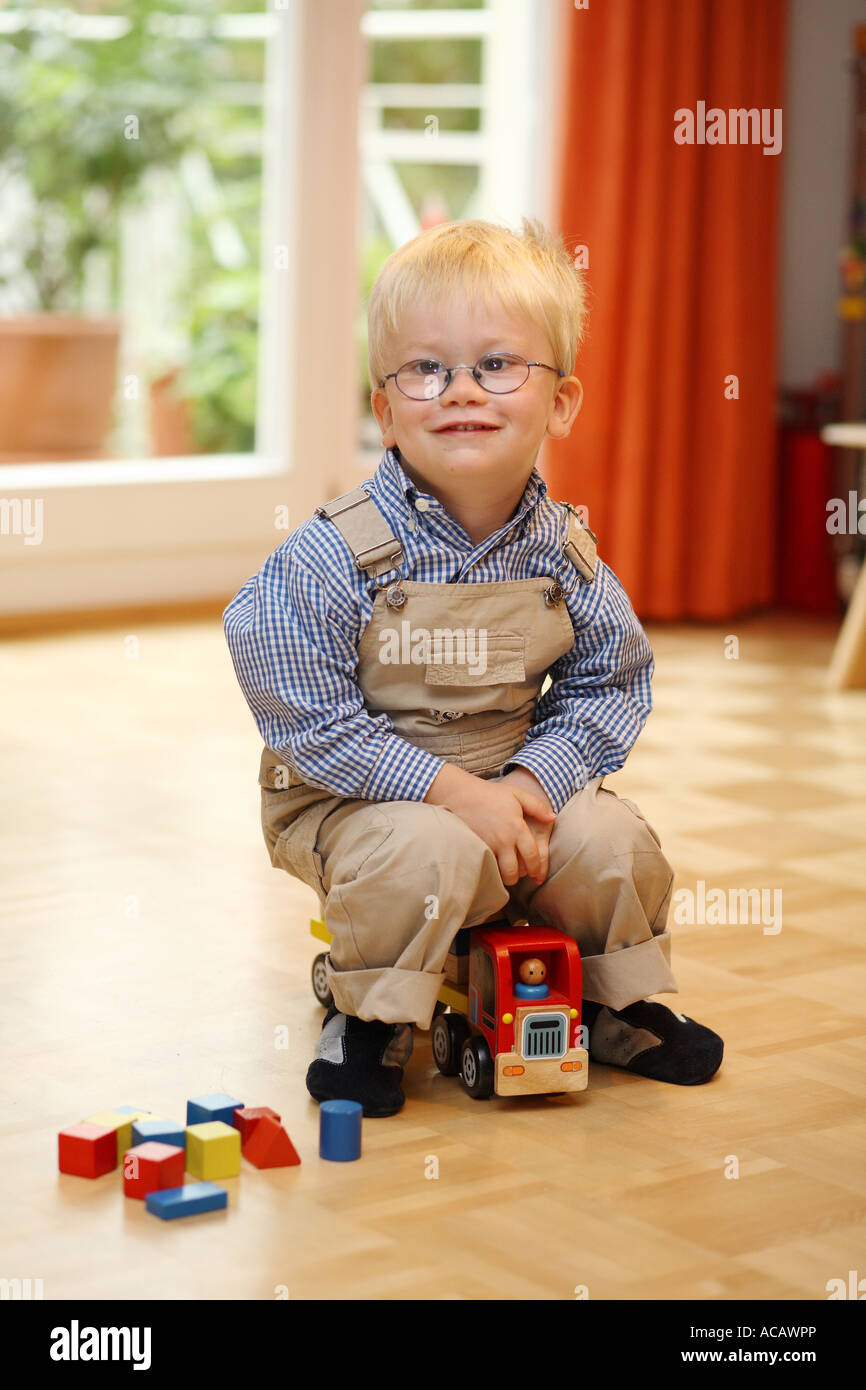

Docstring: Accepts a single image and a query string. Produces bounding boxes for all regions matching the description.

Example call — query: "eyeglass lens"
[395,353,530,399]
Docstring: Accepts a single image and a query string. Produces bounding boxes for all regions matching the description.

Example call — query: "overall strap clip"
[316,487,405,586]
[544,503,598,605]
[560,502,598,584]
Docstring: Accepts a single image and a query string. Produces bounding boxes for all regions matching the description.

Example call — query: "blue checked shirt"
[223,447,654,814]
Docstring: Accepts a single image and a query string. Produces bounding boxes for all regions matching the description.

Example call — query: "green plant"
[173,124,263,452]
[0,0,220,311]
[178,265,259,453]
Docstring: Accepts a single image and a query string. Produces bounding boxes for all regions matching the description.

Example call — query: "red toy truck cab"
[431,922,589,1099]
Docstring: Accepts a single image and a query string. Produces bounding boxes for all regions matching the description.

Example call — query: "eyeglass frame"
[378,351,565,399]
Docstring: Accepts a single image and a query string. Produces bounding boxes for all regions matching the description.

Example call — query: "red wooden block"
[122,1142,186,1200]
[232,1106,281,1144]
[58,1122,118,1178]
[242,1116,300,1169]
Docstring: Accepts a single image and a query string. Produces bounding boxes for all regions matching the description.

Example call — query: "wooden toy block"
[82,1109,157,1164]
[319,1100,362,1162]
[241,1116,300,1169]
[58,1123,118,1178]
[232,1106,281,1144]
[146,1182,227,1220]
[186,1093,244,1127]
[185,1121,241,1180]
[122,1142,186,1200]
[131,1118,186,1149]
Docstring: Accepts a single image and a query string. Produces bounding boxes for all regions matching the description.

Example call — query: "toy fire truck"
[309,916,588,1100]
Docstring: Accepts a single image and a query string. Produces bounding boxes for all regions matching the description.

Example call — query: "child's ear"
[371,386,397,446]
[370,385,389,427]
[548,376,584,439]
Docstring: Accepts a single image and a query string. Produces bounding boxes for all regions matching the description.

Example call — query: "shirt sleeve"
[502,559,654,813]
[222,541,445,802]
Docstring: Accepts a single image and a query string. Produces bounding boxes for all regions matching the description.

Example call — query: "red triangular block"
[233,1105,281,1144]
[242,1115,300,1169]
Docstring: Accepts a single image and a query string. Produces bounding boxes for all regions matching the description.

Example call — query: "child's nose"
[442,366,486,399]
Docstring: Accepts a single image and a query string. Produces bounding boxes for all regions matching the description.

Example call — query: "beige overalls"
[259,486,678,1029]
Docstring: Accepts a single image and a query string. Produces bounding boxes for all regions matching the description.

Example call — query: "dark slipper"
[581,998,723,1085]
[306,1004,414,1117]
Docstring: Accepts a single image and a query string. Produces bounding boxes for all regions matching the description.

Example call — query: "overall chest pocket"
[423,632,525,687]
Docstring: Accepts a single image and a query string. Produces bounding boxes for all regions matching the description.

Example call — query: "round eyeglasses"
[379,352,564,400]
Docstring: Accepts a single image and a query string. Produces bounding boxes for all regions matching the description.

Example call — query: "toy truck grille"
[521,1012,567,1060]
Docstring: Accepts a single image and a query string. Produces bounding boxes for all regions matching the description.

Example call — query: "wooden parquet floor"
[1,611,864,1301]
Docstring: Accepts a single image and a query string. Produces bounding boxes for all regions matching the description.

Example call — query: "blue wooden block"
[115,1105,150,1114]
[186,1093,244,1127]
[145,1182,227,1220]
[319,1100,362,1162]
[131,1118,186,1149]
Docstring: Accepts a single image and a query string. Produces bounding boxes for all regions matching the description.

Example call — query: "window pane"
[0,0,267,463]
[359,0,489,447]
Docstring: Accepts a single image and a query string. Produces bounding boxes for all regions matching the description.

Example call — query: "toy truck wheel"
[460,1036,494,1099]
[311,953,333,1007]
[432,1012,469,1076]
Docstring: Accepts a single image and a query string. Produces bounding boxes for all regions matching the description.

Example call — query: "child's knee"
[360,800,495,878]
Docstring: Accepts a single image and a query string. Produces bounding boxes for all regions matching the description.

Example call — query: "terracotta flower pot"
[149,367,199,456]
[0,316,121,462]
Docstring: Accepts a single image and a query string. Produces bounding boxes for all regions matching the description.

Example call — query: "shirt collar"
[377,445,548,526]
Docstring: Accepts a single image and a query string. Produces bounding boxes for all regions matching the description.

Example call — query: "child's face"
[371,291,583,504]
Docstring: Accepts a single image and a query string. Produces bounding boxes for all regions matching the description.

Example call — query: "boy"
[223,218,723,1117]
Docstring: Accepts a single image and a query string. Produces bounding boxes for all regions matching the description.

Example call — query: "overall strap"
[560,503,598,584]
[316,487,403,580]
[317,486,599,585]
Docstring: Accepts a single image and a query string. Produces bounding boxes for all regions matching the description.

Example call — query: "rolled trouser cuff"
[325,959,445,1028]
[579,931,679,1011]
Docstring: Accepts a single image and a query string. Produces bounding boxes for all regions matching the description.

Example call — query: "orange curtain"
[544,0,788,619]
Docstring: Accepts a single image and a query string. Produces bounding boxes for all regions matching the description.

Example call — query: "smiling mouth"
[436,425,500,433]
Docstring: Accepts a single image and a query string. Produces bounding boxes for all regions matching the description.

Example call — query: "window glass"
[0,0,267,462]
[359,0,488,449]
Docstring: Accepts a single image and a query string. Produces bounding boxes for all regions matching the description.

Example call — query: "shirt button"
[415,498,430,512]
[407,516,418,533]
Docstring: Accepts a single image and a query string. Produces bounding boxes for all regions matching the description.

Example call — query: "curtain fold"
[544,0,788,619]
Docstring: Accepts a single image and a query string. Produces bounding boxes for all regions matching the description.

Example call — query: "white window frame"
[0,0,567,619]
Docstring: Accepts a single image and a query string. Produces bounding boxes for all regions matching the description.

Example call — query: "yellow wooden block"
[185,1121,241,1180]
[83,1110,159,1165]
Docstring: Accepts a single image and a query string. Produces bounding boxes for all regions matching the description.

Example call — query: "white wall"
[778,0,865,388]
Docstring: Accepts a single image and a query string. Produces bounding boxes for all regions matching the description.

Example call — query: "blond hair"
[366,217,589,392]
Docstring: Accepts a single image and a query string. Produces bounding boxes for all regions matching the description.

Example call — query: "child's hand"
[423,763,556,887]
[514,809,555,884]
[499,768,556,885]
